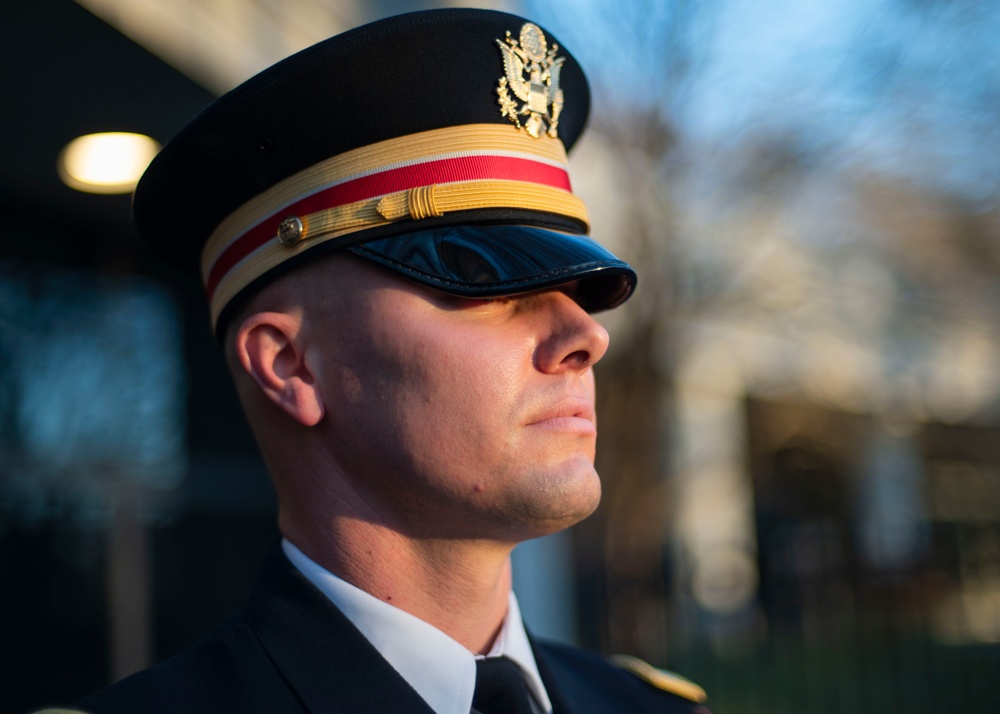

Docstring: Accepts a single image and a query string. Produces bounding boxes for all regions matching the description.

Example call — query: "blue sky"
[525,0,1000,201]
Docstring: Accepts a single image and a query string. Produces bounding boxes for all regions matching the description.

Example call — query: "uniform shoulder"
[608,653,708,705]
[72,614,291,714]
[533,640,711,712]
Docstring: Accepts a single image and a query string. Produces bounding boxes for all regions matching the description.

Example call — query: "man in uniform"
[68,8,709,714]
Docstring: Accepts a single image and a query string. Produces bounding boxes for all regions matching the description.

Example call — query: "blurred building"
[0,1,518,711]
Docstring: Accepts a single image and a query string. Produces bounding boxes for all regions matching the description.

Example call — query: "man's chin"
[505,464,602,537]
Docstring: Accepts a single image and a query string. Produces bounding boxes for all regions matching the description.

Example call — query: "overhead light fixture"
[59,132,161,194]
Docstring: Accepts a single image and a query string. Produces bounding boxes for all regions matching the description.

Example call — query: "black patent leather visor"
[346,226,637,313]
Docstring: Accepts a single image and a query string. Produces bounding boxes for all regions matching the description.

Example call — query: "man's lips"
[525,399,596,433]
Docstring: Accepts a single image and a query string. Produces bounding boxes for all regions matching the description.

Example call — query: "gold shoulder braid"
[609,654,708,704]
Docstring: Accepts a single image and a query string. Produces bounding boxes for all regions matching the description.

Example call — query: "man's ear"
[234,311,325,427]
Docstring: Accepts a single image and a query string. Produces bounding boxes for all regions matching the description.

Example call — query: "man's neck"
[281,514,514,654]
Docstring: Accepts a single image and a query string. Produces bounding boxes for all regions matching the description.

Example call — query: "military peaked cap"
[133,8,637,331]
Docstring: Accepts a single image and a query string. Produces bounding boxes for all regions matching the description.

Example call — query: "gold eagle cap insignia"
[495,23,565,139]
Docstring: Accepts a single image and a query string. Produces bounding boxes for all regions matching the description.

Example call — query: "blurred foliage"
[523,0,1000,709]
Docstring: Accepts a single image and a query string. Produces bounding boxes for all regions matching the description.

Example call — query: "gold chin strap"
[207,178,589,328]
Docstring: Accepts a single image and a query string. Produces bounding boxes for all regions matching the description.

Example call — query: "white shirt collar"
[282,538,552,714]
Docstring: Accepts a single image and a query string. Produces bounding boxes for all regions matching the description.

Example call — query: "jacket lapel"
[243,544,436,714]
[532,636,596,714]
[531,635,640,714]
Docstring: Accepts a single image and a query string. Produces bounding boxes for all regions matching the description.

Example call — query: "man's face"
[299,255,611,542]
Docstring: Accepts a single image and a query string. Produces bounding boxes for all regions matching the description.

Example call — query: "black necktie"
[472,656,533,714]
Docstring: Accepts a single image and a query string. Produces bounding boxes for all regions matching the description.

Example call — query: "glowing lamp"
[59,132,160,194]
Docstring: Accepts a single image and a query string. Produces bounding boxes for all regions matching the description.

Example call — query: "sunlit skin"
[227,253,610,653]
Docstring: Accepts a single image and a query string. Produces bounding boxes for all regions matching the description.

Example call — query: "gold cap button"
[277,216,303,246]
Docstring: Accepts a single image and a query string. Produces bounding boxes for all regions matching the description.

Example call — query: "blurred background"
[3,0,1000,712]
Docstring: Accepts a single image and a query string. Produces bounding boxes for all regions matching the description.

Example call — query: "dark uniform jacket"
[76,544,707,713]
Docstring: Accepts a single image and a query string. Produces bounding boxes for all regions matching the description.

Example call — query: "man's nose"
[533,288,611,374]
